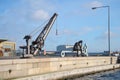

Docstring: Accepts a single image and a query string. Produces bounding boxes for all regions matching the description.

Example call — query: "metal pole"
[108,6,111,56]
[92,6,111,56]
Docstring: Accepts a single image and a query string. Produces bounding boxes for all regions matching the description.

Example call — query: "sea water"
[67,69,120,80]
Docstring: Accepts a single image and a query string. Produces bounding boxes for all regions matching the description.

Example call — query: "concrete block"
[16,63,33,70]
[0,64,17,72]
[0,60,12,65]
[13,59,27,64]
[26,59,41,63]
[0,69,28,79]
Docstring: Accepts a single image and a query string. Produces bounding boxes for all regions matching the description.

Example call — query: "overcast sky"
[0,0,120,52]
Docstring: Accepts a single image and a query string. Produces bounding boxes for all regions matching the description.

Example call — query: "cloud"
[32,9,49,20]
[96,31,118,40]
[90,1,103,7]
[59,29,75,35]
[85,1,103,8]
[24,0,55,21]
[59,27,93,36]
[81,27,93,33]
[96,33,106,40]
[110,32,120,39]
[27,0,55,11]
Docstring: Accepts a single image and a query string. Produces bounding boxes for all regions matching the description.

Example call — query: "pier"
[0,57,119,80]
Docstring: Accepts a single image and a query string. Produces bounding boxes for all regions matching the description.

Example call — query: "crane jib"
[22,13,58,55]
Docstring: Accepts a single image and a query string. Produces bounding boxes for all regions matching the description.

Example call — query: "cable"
[56,18,58,35]
[29,19,49,37]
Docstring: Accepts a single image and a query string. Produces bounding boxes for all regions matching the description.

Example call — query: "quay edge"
[0,56,119,80]
[14,64,120,80]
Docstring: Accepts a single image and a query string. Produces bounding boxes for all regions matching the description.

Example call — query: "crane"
[73,40,88,57]
[60,40,88,57]
[21,13,58,57]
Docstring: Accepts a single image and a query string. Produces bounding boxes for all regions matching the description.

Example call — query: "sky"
[0,0,120,52]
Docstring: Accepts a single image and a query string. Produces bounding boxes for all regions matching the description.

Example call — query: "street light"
[92,6,111,56]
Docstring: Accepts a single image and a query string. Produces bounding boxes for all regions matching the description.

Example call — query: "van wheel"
[61,52,65,57]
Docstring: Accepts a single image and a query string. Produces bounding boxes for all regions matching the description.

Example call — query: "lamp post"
[92,6,111,56]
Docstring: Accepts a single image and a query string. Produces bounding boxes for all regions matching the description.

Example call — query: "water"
[67,69,120,80]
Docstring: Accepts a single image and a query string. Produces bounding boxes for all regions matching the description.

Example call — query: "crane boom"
[32,13,58,55]
[35,13,57,44]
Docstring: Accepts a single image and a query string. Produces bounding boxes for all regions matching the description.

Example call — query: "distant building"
[57,45,73,52]
[88,52,109,56]
[0,39,15,57]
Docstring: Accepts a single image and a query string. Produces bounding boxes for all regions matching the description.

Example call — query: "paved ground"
[0,54,61,60]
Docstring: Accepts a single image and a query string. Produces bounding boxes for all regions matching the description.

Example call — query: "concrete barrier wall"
[0,57,118,79]
[14,64,120,80]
